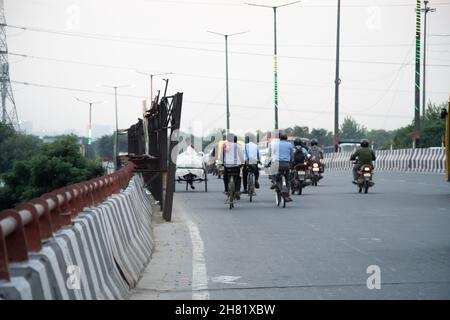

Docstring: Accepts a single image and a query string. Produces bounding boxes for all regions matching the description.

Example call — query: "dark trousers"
[224,166,241,192]
[272,161,291,193]
[243,164,259,190]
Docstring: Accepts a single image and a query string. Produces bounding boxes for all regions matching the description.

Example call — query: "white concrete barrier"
[0,174,154,300]
[323,148,446,174]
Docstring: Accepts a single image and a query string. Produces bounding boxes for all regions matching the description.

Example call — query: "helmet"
[279,131,288,140]
[294,138,302,146]
[360,139,369,148]
[310,138,318,146]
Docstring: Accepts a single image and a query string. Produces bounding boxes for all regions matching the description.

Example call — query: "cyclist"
[220,133,244,200]
[269,132,293,202]
[242,133,260,194]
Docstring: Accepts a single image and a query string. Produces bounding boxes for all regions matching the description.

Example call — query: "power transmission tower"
[0,0,19,130]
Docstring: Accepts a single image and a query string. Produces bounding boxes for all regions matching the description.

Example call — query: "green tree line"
[0,126,129,210]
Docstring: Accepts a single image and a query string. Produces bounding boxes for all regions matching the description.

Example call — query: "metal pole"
[114,87,119,171]
[273,7,278,130]
[422,0,436,118]
[88,102,92,145]
[150,74,154,107]
[225,35,230,132]
[334,0,341,152]
[423,1,427,117]
[414,0,422,148]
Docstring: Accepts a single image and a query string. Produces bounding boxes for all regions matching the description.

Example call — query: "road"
[131,171,450,300]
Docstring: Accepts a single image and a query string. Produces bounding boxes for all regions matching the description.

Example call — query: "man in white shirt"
[220,133,244,199]
[242,134,260,193]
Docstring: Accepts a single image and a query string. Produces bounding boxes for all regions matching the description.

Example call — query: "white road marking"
[211,275,247,285]
[186,219,210,300]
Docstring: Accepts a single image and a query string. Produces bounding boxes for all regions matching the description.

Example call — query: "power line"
[143,0,450,7]
[6,25,450,67]
[10,79,414,120]
[9,52,449,95]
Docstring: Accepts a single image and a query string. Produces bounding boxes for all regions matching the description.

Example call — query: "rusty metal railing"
[0,163,135,281]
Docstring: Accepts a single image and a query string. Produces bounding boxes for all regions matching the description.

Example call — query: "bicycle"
[245,165,258,202]
[226,166,241,210]
[274,168,290,208]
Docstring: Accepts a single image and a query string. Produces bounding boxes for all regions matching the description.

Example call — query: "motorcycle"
[354,162,374,193]
[309,161,322,186]
[291,161,309,195]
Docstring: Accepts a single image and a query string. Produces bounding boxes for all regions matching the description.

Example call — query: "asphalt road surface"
[132,171,450,299]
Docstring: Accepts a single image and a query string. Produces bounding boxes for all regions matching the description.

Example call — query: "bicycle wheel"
[228,176,235,210]
[248,173,254,202]
[275,190,281,207]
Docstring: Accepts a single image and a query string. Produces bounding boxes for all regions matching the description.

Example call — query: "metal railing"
[0,162,135,281]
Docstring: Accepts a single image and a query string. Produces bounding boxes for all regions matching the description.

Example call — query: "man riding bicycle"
[242,134,260,194]
[220,133,244,200]
[269,132,293,202]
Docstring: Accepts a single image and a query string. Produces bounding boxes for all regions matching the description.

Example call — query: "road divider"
[0,164,154,299]
[323,148,445,173]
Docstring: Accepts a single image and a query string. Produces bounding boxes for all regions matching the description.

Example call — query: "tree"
[0,136,105,210]
[421,102,446,147]
[0,123,42,173]
[340,116,367,141]
[310,128,334,147]
[285,125,309,138]
[367,129,393,150]
[391,101,446,149]
[93,134,128,159]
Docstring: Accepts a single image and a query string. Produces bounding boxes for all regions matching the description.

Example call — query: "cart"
[175,164,208,192]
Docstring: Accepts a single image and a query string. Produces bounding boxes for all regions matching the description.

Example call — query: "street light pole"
[334,0,341,152]
[75,98,105,145]
[207,30,248,133]
[131,70,172,108]
[421,0,436,117]
[246,1,301,130]
[98,84,134,171]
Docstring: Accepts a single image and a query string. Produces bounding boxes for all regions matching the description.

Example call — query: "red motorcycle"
[355,163,374,193]
[291,161,309,195]
[309,161,322,187]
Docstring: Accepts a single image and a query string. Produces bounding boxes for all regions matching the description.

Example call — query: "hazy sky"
[5,0,450,138]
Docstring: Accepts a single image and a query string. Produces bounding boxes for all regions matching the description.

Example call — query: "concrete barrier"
[323,148,446,174]
[0,170,154,300]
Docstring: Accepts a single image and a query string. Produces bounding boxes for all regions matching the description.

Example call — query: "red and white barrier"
[0,164,155,300]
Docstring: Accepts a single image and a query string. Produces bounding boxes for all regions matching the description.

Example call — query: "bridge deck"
[131,171,450,299]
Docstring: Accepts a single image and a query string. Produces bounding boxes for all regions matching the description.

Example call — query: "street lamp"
[246,1,301,130]
[207,30,248,132]
[75,98,105,145]
[97,83,134,171]
[130,70,173,108]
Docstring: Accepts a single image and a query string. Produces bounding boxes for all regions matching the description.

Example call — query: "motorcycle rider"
[309,139,323,162]
[269,131,293,202]
[242,133,260,194]
[309,138,324,179]
[350,139,376,183]
[292,138,310,168]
